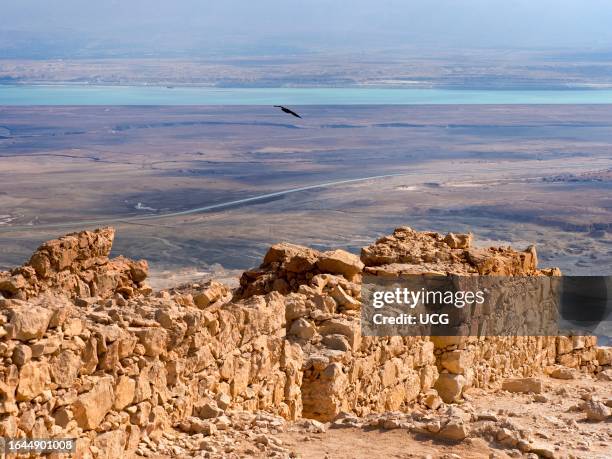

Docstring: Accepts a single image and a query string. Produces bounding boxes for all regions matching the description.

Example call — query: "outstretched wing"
[274,105,302,118]
[284,107,302,118]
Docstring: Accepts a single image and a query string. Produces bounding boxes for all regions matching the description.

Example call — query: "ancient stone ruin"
[0,227,609,457]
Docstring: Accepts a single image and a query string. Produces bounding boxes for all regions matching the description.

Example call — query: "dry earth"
[1,106,611,280]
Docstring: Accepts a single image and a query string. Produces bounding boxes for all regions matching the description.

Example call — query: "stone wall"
[0,227,608,457]
[360,227,600,402]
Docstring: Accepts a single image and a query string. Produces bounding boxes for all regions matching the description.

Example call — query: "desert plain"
[0,104,611,281]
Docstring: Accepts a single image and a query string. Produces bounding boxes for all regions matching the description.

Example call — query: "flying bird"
[274,105,302,118]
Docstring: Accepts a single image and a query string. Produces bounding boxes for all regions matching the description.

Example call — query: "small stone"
[302,419,326,433]
[528,443,556,459]
[321,334,351,351]
[12,344,32,367]
[437,420,469,441]
[195,402,223,419]
[423,391,443,410]
[502,377,543,394]
[583,400,610,421]
[289,318,316,340]
[550,367,575,380]
[444,232,472,249]
[426,420,441,433]
[434,373,466,403]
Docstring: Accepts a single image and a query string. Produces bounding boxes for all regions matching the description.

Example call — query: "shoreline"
[4,85,612,105]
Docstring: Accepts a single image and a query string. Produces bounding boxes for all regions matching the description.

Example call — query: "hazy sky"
[3,0,612,58]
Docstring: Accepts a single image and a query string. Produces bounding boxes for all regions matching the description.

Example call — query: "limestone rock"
[129,260,148,283]
[93,430,127,459]
[423,390,443,410]
[434,374,466,403]
[194,281,228,308]
[7,306,53,340]
[16,362,50,401]
[50,350,81,388]
[550,366,575,380]
[440,350,473,375]
[264,243,320,273]
[502,377,543,394]
[596,346,611,366]
[322,334,351,351]
[317,250,364,279]
[113,376,136,411]
[72,377,115,430]
[437,420,469,441]
[444,232,472,249]
[289,318,316,340]
[134,327,167,357]
[330,285,360,310]
[12,344,32,367]
[583,400,610,421]
[195,401,224,419]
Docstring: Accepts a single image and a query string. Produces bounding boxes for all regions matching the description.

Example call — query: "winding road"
[0,173,407,233]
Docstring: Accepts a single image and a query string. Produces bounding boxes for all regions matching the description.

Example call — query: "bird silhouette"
[274,105,302,118]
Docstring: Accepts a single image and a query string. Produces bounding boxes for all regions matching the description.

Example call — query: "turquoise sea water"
[2,85,612,105]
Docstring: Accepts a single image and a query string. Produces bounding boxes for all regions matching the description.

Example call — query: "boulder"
[129,260,148,283]
[550,366,576,380]
[133,327,167,357]
[93,430,127,459]
[50,350,82,388]
[195,401,224,419]
[330,285,360,310]
[12,344,32,367]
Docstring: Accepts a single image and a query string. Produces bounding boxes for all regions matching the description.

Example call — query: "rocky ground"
[0,227,609,458]
[133,375,612,459]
